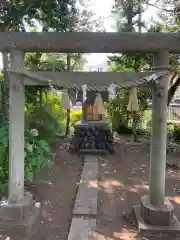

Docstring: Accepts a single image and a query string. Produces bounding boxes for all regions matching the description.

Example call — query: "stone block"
[73,180,97,216]
[67,217,96,240]
[84,155,98,162]
[0,192,33,221]
[133,205,180,239]
[0,192,41,236]
[140,195,174,226]
[81,160,98,181]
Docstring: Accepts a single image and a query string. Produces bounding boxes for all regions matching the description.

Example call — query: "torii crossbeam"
[0,32,180,53]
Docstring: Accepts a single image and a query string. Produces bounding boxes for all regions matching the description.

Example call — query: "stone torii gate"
[0,32,180,236]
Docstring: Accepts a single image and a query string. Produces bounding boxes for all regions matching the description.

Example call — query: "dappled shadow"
[1,137,180,240]
[88,139,180,240]
[25,139,83,240]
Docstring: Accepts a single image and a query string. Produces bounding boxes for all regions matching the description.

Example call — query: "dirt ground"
[1,136,180,240]
[0,138,83,240]
[95,138,180,240]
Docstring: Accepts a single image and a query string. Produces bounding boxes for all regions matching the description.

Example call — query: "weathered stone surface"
[81,160,98,181]
[73,180,97,216]
[73,155,98,216]
[1,32,180,53]
[0,192,33,221]
[84,155,98,162]
[140,195,174,226]
[67,217,96,240]
[133,205,180,238]
[0,192,41,236]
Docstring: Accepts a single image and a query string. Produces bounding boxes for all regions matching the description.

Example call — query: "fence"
[167,104,180,123]
[148,103,180,124]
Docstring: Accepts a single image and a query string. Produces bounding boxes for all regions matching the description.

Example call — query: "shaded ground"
[1,136,180,240]
[94,137,180,240]
[0,138,83,240]
[28,139,83,240]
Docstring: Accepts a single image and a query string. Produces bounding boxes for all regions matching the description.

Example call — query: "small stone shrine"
[70,90,114,154]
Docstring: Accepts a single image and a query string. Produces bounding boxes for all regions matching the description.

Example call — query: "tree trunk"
[39,88,43,107]
[132,111,137,142]
[65,54,71,136]
[131,0,142,142]
[127,1,138,141]
[167,75,180,105]
[65,109,70,136]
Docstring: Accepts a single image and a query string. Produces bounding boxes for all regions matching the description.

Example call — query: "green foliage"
[0,124,51,195]
[172,124,180,143]
[26,93,66,143]
[107,0,153,139]
[70,109,82,127]
[106,88,130,132]
[0,0,79,31]
[24,130,51,181]
[0,125,9,193]
[106,87,151,134]
[112,0,147,31]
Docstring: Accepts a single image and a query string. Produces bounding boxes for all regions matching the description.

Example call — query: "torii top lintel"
[0,32,180,53]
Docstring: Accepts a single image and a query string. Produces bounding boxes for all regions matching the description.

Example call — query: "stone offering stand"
[70,121,114,154]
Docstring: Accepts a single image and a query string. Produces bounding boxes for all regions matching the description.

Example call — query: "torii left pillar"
[0,50,41,235]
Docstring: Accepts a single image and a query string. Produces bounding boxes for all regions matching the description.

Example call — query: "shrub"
[0,124,51,195]
[172,124,180,143]
[70,108,82,127]
[25,106,64,143]
[25,128,51,180]
[0,125,9,194]
[25,93,66,143]
[106,88,150,134]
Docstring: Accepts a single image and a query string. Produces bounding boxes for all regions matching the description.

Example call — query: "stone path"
[68,155,98,240]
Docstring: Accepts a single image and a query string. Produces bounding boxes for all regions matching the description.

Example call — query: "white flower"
[30,129,39,137]
[26,143,33,153]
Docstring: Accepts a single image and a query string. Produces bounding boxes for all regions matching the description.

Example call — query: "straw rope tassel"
[127,87,139,112]
[94,93,105,115]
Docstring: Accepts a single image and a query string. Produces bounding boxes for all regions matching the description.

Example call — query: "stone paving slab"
[84,155,98,162]
[73,180,98,215]
[73,155,98,215]
[81,161,98,181]
[67,217,96,240]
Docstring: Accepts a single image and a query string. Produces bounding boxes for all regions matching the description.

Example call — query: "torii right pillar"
[133,50,180,237]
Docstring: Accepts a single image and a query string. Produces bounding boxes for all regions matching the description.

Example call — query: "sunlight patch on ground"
[113,229,138,239]
[88,178,149,196]
[88,180,98,189]
[99,180,123,188]
[92,230,138,240]
[169,196,180,205]
[134,184,149,191]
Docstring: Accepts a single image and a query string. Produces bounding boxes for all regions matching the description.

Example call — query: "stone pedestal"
[70,120,114,154]
[140,195,173,226]
[133,195,180,238]
[0,192,41,236]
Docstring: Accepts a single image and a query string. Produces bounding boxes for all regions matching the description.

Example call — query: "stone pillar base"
[140,195,173,226]
[0,192,41,236]
[133,205,180,239]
